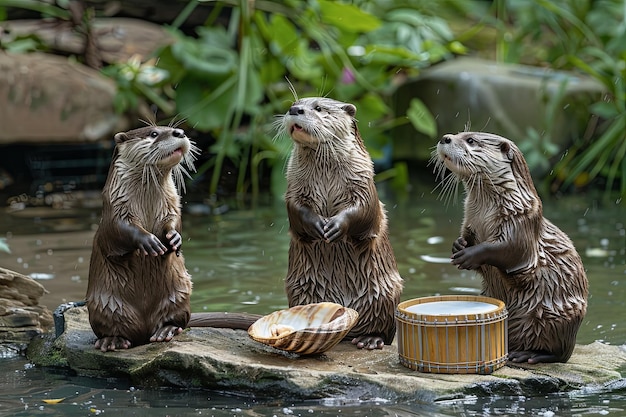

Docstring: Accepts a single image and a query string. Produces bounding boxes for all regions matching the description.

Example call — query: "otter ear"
[500,142,514,161]
[114,132,130,144]
[342,103,357,117]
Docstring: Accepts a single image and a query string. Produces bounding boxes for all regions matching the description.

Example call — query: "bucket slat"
[395,295,508,375]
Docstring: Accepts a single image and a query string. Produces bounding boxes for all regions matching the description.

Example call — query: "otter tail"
[188,312,261,330]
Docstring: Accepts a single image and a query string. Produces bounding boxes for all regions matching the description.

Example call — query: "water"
[0,180,624,416]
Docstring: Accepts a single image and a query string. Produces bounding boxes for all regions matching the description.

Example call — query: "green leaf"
[407,98,437,138]
[269,14,300,54]
[176,75,237,131]
[362,44,423,66]
[171,35,237,77]
[286,49,324,81]
[318,0,381,33]
[5,38,40,53]
[589,102,620,119]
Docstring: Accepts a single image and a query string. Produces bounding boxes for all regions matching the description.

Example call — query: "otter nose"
[439,135,452,145]
[172,128,185,138]
[289,105,305,115]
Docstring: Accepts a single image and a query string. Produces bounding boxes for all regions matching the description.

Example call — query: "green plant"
[491,0,626,195]
[150,0,465,199]
[0,0,466,200]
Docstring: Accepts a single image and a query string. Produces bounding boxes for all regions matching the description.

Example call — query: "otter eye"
[314,105,322,112]
[150,131,159,139]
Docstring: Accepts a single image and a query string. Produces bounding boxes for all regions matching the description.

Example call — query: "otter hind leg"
[149,324,184,342]
[94,336,133,352]
[351,334,385,350]
[508,350,559,364]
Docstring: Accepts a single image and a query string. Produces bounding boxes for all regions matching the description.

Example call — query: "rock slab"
[0,267,52,357]
[27,306,626,402]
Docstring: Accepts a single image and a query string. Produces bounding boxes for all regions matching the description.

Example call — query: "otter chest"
[124,186,178,233]
[288,158,356,215]
[464,196,502,242]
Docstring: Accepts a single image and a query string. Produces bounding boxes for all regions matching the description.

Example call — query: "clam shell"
[248,302,359,355]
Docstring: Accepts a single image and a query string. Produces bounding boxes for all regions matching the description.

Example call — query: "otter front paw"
[451,244,485,270]
[452,237,467,254]
[296,208,327,239]
[137,233,168,256]
[166,230,182,254]
[323,213,349,243]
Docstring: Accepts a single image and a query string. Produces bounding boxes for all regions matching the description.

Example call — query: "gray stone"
[28,306,626,401]
[0,18,172,65]
[392,57,605,172]
[0,308,40,327]
[0,268,53,354]
[0,52,127,144]
[0,266,47,306]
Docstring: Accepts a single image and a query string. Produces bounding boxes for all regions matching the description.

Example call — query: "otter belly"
[87,251,191,345]
[479,230,587,362]
[286,238,402,343]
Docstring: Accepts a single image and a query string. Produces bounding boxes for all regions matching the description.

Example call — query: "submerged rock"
[0,267,52,357]
[28,305,626,402]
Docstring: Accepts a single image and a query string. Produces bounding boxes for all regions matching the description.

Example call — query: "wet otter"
[86,125,200,352]
[277,97,404,350]
[433,131,588,364]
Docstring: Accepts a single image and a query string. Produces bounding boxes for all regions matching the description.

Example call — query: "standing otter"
[433,131,588,364]
[277,97,404,350]
[86,125,200,352]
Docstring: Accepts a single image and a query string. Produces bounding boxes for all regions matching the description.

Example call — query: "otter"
[433,131,588,364]
[86,125,201,352]
[277,97,404,350]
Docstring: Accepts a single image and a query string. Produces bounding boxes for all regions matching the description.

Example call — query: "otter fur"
[277,97,404,350]
[86,125,200,352]
[433,131,588,363]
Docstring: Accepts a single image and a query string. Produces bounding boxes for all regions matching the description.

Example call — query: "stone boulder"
[27,305,626,401]
[393,57,605,175]
[0,267,52,357]
[0,18,172,66]
[0,52,127,144]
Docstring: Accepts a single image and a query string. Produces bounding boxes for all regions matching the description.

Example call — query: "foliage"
[491,0,626,195]
[0,0,466,200]
[141,0,464,198]
[2,0,624,197]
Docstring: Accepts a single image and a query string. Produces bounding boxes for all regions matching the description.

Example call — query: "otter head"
[278,97,360,150]
[113,126,200,191]
[435,132,517,179]
[433,131,539,207]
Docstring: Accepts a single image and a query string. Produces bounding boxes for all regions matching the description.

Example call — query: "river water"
[0,178,624,416]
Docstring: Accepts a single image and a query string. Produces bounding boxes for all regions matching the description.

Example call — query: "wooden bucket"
[395,295,508,374]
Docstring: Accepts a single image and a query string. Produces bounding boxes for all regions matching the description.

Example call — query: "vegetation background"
[1,0,624,199]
